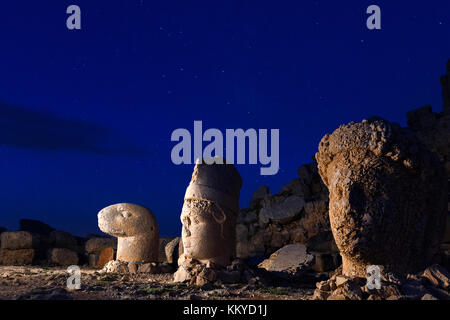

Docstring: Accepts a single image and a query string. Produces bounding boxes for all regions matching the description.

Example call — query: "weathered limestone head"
[316,118,447,277]
[179,158,242,267]
[98,203,159,263]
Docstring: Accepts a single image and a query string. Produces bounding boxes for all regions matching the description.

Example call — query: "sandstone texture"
[0,265,314,300]
[313,264,450,301]
[422,264,450,290]
[48,230,78,251]
[173,257,258,286]
[98,203,159,263]
[48,248,79,266]
[0,231,37,250]
[102,260,173,274]
[406,63,450,245]
[178,158,242,268]
[158,237,175,263]
[97,247,115,268]
[236,161,331,261]
[316,117,447,277]
[165,237,183,265]
[258,244,314,278]
[0,249,34,265]
[85,237,117,254]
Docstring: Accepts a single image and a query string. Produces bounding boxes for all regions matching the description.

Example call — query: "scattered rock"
[85,237,117,254]
[173,262,193,283]
[316,280,330,291]
[24,288,73,300]
[0,249,34,265]
[258,244,314,278]
[250,186,270,208]
[311,252,341,272]
[219,270,241,284]
[97,247,115,268]
[327,282,363,300]
[88,254,99,268]
[335,275,350,287]
[159,237,175,263]
[102,259,173,274]
[174,258,257,286]
[313,289,330,300]
[259,196,305,226]
[128,262,138,274]
[306,231,338,253]
[422,264,450,290]
[48,248,79,266]
[196,268,218,286]
[400,278,428,299]
[49,230,77,250]
[1,231,37,250]
[425,285,450,300]
[407,63,450,246]
[236,161,330,260]
[103,260,129,273]
[421,293,439,300]
[165,237,183,265]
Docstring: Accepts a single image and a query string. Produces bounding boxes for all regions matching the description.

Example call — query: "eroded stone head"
[179,158,242,267]
[98,203,157,237]
[98,203,159,263]
[316,118,447,277]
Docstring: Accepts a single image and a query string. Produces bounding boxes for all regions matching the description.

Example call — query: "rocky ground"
[0,266,316,300]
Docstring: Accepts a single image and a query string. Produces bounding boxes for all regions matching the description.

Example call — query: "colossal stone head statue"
[98,203,159,263]
[316,118,447,277]
[179,158,242,267]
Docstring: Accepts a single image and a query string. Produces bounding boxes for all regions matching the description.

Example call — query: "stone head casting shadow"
[179,157,242,267]
[316,118,447,277]
[98,203,159,263]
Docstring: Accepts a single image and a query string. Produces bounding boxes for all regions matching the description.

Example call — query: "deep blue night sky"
[0,1,449,237]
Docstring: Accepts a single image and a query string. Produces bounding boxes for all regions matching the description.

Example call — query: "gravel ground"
[0,266,315,300]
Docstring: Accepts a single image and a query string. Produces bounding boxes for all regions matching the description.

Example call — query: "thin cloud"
[0,101,147,156]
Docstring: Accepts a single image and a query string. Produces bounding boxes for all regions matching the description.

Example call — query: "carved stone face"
[325,151,410,266]
[181,200,232,263]
[316,119,447,277]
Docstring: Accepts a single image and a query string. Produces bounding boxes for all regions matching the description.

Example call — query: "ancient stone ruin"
[174,158,244,283]
[98,203,159,263]
[315,117,448,277]
[235,162,336,272]
[1,61,450,300]
[85,236,117,268]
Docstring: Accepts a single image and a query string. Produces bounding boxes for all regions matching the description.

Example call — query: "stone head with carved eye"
[316,118,447,277]
[98,203,159,263]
